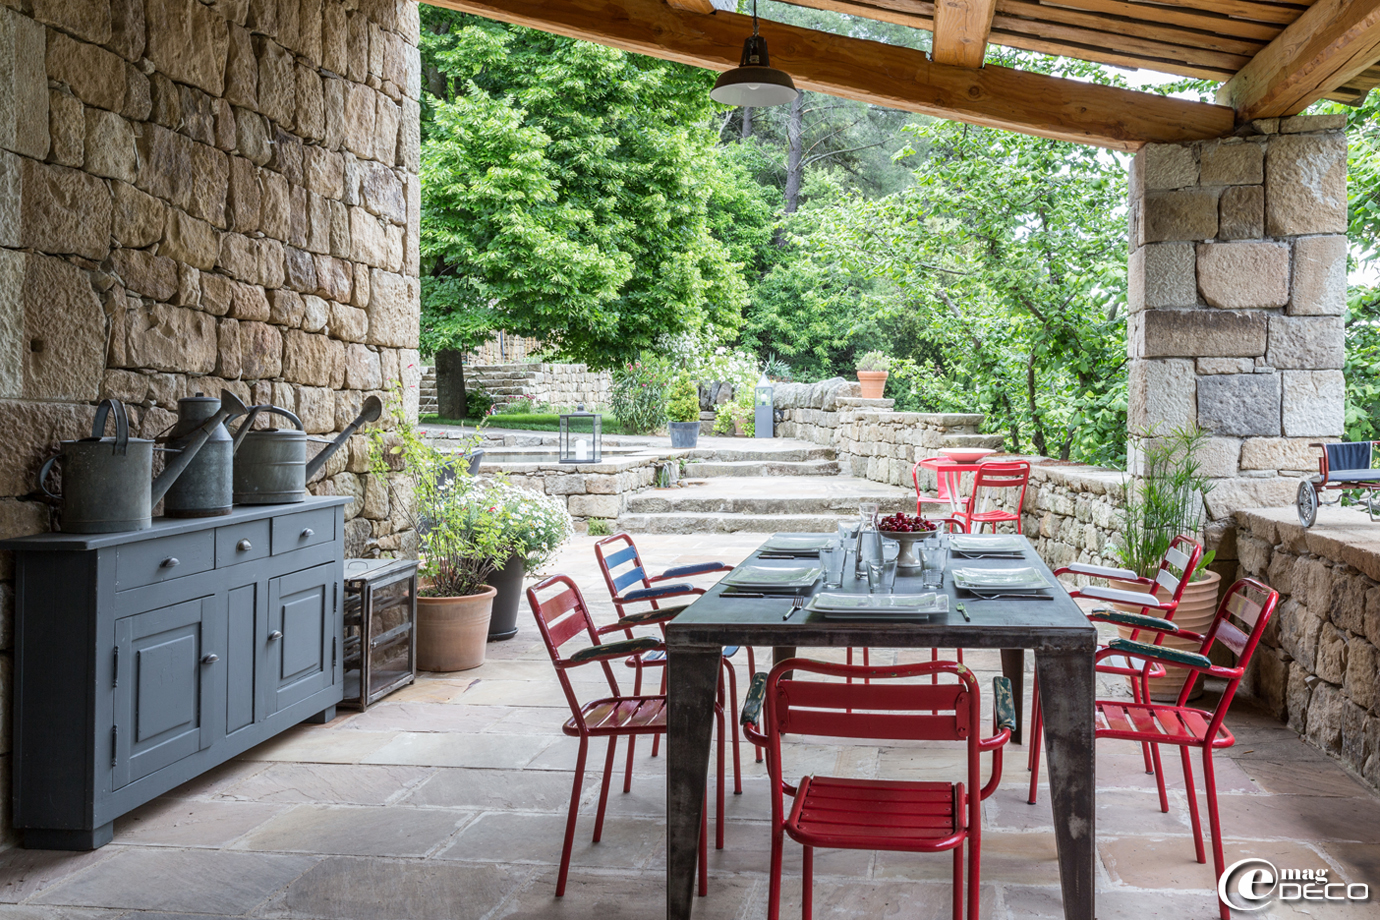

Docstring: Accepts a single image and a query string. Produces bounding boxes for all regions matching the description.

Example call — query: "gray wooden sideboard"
[1,496,350,849]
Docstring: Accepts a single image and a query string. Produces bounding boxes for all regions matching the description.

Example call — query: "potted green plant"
[480,478,574,640]
[855,351,892,399]
[1111,423,1219,699]
[666,373,702,448]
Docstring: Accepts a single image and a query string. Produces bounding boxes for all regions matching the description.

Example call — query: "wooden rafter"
[1219,0,1380,117]
[932,0,997,67]
[426,0,1235,149]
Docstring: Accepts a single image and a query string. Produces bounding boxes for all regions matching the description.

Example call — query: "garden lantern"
[755,374,774,439]
[560,405,602,463]
[342,557,421,710]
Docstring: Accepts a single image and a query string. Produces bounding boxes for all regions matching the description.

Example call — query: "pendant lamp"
[709,0,799,107]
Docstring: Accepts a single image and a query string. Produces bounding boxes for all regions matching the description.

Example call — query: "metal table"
[664,535,1097,920]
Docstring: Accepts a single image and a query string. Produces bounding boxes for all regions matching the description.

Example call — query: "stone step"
[625,486,910,516]
[683,447,836,462]
[686,459,840,477]
[615,512,856,534]
[837,397,896,409]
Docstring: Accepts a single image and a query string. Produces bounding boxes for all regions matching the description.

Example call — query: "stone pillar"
[1126,115,1348,545]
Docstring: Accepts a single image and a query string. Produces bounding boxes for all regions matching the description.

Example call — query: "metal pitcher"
[231,396,383,504]
[38,390,249,534]
[162,392,246,518]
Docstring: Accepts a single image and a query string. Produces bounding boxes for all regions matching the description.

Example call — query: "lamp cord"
[752,0,759,36]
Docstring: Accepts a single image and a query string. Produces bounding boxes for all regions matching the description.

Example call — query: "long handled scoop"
[304,395,384,482]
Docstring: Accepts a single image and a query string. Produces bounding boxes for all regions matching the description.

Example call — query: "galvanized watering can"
[231,396,383,504]
[38,390,249,533]
[162,392,246,518]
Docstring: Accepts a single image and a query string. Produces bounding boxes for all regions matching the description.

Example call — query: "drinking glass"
[820,543,845,589]
[921,537,948,588]
[866,539,900,594]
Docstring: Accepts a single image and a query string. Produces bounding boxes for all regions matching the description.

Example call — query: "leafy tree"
[418,10,750,369]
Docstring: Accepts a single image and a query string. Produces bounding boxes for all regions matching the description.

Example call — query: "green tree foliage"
[418,9,750,368]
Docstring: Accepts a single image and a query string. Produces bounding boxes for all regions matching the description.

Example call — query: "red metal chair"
[1028,535,1204,807]
[1091,578,1279,920]
[525,574,712,897]
[742,659,1015,920]
[951,461,1030,534]
[596,533,758,786]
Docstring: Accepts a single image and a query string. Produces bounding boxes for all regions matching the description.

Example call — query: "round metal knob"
[201,653,219,664]
[300,528,315,539]
[236,539,252,552]
[160,557,179,568]
[268,630,283,641]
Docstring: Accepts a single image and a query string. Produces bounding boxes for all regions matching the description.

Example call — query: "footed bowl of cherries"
[877,513,938,573]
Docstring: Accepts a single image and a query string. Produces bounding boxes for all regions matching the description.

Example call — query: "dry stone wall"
[1127,116,1346,527]
[0,0,421,845]
[468,362,612,411]
[1235,507,1380,794]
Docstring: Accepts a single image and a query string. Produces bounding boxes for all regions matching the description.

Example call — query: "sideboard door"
[264,562,337,714]
[112,596,221,789]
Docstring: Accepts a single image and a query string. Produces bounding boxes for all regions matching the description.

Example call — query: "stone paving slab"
[255,857,526,920]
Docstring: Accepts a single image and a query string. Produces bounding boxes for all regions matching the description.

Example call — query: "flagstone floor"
[3,535,1379,920]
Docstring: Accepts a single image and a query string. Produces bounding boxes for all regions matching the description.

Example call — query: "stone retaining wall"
[1235,507,1380,793]
[0,0,421,845]
[468,362,611,411]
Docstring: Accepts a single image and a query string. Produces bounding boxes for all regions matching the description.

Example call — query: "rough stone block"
[144,0,229,95]
[281,329,337,386]
[1199,139,1263,187]
[301,293,329,333]
[0,401,99,496]
[1290,235,1346,316]
[360,161,404,224]
[1346,638,1379,711]
[199,272,233,316]
[365,269,416,348]
[1136,143,1198,191]
[178,83,216,146]
[216,317,242,378]
[296,385,335,434]
[83,108,136,183]
[17,253,101,400]
[110,248,178,301]
[0,8,51,160]
[568,493,622,519]
[1197,357,1254,375]
[343,81,375,158]
[1267,315,1343,370]
[124,301,217,374]
[162,210,219,270]
[47,88,83,168]
[294,62,324,142]
[0,249,21,399]
[123,64,150,121]
[373,95,399,167]
[1136,309,1266,358]
[255,35,295,127]
[1142,188,1218,243]
[20,158,112,260]
[1218,185,1264,241]
[235,107,271,168]
[1306,680,1344,752]
[227,156,261,234]
[1240,437,1331,471]
[46,29,124,113]
[315,254,351,302]
[225,23,257,109]
[1281,370,1345,438]
[1196,241,1289,310]
[329,300,366,341]
[1128,358,1195,431]
[306,146,344,200]
[239,320,282,379]
[259,168,289,240]
[344,343,382,390]
[1266,133,1347,237]
[1129,241,1195,312]
[268,289,304,327]
[1197,373,1280,437]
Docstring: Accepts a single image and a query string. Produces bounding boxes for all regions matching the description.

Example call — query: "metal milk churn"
[37,391,248,533]
[162,392,242,517]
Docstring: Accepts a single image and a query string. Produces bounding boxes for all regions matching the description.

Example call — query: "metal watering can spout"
[304,396,384,482]
[150,390,247,506]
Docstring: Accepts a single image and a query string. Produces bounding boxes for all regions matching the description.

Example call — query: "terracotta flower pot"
[857,370,889,399]
[417,584,497,671]
[1112,569,1220,701]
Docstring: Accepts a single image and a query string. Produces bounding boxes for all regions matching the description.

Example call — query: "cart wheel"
[1297,480,1319,527]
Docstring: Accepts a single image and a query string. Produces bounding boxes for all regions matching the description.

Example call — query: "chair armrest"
[1053,562,1142,581]
[741,671,769,747]
[657,562,732,579]
[1088,609,1179,635]
[1104,638,1211,671]
[992,676,1017,734]
[567,636,663,665]
[1074,585,1173,609]
[620,583,697,603]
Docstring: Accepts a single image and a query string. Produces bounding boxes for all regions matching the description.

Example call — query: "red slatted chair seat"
[788,776,965,851]
[566,697,668,737]
[1096,702,1235,749]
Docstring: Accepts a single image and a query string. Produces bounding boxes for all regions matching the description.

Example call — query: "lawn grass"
[421,413,637,434]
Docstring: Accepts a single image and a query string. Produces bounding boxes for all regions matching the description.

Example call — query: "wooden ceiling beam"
[426,0,1235,150]
[932,0,997,67]
[1219,0,1380,117]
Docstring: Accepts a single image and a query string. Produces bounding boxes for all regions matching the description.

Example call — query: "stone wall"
[1127,116,1346,528]
[468,362,612,411]
[0,0,421,846]
[1236,507,1380,794]
[464,331,544,365]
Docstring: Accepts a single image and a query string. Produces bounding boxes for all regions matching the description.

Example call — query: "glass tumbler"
[921,537,948,589]
[820,543,845,589]
[866,539,900,594]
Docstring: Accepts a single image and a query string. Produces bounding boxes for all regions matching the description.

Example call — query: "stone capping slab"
[1236,505,1380,584]
[491,452,684,475]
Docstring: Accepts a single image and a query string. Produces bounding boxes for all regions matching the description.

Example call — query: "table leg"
[667,645,723,920]
[1034,647,1096,920]
[772,646,797,666]
[999,649,1024,745]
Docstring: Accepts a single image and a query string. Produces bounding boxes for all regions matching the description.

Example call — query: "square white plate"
[761,535,835,553]
[950,535,1027,555]
[807,593,948,613]
[952,566,1050,591]
[722,564,823,590]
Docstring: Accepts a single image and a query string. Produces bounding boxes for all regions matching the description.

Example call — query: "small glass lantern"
[342,558,420,710]
[754,374,774,439]
[560,404,601,463]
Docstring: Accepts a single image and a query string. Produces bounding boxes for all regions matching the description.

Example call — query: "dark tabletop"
[665,533,1097,651]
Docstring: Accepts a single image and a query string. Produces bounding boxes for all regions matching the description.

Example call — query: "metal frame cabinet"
[1,496,350,850]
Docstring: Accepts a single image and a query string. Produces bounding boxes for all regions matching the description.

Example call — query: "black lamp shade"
[710,35,799,107]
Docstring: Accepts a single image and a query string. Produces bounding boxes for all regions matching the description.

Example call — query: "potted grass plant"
[855,351,892,399]
[666,373,702,448]
[1112,423,1219,699]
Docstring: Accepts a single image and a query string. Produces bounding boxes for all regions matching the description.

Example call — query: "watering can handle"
[37,454,61,499]
[90,399,130,455]
[230,405,305,452]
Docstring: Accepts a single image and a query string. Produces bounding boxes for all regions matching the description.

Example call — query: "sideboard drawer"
[216,519,272,568]
[115,531,216,591]
[272,507,336,555]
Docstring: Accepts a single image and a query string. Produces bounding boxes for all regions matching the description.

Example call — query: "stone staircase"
[467,364,544,407]
[418,365,438,416]
[618,445,911,533]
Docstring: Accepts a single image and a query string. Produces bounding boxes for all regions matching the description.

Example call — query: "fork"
[784,595,806,621]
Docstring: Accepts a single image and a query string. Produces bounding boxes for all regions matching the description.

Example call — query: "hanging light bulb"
[709,0,799,107]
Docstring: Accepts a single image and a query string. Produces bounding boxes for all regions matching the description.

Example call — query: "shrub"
[465,386,495,418]
[856,351,892,372]
[610,355,673,434]
[587,518,612,536]
[665,374,701,424]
